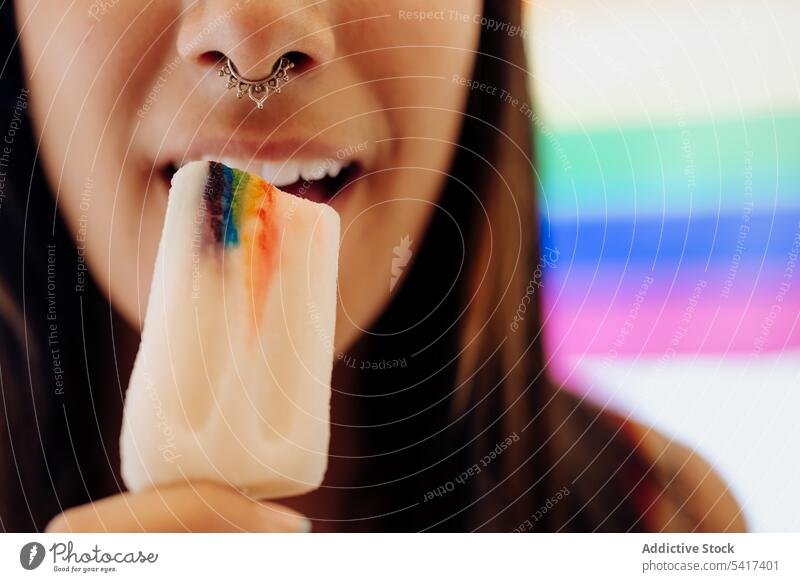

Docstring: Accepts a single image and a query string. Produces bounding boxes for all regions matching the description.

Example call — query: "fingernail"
[261,505,312,533]
[278,514,311,533]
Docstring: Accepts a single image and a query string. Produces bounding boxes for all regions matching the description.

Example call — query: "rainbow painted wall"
[527,1,800,385]
[539,114,799,373]
[526,1,800,531]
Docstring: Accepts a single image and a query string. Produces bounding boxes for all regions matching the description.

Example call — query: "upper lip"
[177,137,358,162]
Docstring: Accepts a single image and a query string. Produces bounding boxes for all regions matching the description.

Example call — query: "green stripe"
[536,112,800,217]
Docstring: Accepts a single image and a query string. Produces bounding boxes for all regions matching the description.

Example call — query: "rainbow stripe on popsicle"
[203,161,279,321]
[203,162,273,248]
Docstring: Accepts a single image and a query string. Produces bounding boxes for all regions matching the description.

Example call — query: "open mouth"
[160,156,362,204]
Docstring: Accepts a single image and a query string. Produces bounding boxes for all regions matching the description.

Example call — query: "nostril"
[200,50,313,79]
[282,51,314,76]
[198,50,226,69]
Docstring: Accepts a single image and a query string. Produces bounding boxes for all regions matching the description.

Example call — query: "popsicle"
[120,161,339,498]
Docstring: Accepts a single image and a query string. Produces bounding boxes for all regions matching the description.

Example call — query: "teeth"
[260,160,300,187]
[326,161,343,178]
[187,156,350,188]
[300,163,328,182]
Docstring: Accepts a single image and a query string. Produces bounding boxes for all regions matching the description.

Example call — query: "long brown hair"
[2,1,664,532]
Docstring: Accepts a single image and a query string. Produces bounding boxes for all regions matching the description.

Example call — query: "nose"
[177,1,336,80]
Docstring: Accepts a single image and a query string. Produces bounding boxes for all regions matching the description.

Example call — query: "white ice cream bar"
[120,161,339,498]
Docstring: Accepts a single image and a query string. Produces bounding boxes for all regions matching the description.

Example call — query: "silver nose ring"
[218,56,294,110]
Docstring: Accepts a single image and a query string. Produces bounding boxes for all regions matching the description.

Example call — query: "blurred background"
[525,0,799,531]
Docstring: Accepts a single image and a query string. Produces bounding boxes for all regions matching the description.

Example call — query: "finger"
[45,482,311,533]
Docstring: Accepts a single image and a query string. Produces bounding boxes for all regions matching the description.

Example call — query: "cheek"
[332,4,481,350]
[17,1,176,328]
[373,12,480,192]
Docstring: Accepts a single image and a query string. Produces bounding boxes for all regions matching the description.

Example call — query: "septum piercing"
[218,56,294,110]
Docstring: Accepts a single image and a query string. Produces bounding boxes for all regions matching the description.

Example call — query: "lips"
[205,156,348,187]
[160,149,363,205]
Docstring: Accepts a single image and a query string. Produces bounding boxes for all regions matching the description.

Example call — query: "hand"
[45,482,311,533]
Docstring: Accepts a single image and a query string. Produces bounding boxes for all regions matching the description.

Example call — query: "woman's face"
[16,0,481,352]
